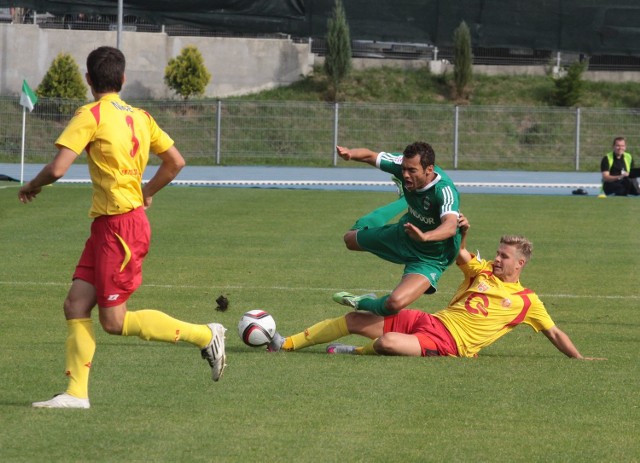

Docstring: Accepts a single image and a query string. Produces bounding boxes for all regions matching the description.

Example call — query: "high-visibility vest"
[605,151,632,172]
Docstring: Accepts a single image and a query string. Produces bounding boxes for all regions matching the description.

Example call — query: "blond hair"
[500,235,533,262]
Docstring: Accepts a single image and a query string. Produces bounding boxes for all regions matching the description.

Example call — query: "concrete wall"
[2,22,639,101]
[0,24,314,99]
[323,56,640,82]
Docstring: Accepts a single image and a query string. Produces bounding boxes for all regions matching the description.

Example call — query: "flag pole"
[20,105,26,185]
[19,79,38,184]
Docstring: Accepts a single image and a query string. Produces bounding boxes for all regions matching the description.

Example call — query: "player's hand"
[18,182,42,203]
[404,222,427,242]
[143,195,153,209]
[336,145,351,161]
[458,213,470,232]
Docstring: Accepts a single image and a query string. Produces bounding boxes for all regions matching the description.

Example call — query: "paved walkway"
[1,163,602,196]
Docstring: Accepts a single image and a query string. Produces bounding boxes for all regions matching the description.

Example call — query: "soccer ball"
[237,310,277,347]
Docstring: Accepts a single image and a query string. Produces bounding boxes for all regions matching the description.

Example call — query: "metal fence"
[1,97,637,172]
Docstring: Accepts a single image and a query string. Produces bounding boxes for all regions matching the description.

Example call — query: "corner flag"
[20,79,38,184]
[20,80,38,112]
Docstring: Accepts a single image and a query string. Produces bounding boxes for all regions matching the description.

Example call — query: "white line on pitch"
[1,280,638,300]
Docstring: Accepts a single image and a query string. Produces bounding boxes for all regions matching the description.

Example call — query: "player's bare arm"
[18,147,77,203]
[335,146,378,166]
[542,326,606,360]
[403,212,458,242]
[142,145,185,208]
[456,213,473,265]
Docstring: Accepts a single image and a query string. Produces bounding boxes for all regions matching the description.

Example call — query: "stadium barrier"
[0,97,633,172]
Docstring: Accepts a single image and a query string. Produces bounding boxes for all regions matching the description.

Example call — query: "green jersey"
[378,150,459,226]
[377,151,460,264]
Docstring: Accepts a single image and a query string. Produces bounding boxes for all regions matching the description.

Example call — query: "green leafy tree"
[452,21,473,102]
[36,52,87,116]
[37,53,87,100]
[164,46,211,100]
[324,0,352,101]
[552,60,588,107]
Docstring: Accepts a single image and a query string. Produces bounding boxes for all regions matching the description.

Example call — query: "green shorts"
[356,223,460,294]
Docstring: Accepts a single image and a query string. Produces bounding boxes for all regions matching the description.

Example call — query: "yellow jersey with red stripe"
[55,94,174,217]
[434,255,555,357]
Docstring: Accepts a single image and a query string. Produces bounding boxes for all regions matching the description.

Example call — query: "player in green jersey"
[334,142,461,316]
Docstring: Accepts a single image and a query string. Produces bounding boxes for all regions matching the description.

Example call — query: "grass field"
[0,183,638,462]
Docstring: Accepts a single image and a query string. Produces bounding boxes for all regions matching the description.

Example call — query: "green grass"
[0,184,638,462]
[245,65,640,107]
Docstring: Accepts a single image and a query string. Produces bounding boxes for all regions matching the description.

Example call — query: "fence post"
[332,102,339,166]
[453,105,460,169]
[215,99,222,165]
[574,107,581,171]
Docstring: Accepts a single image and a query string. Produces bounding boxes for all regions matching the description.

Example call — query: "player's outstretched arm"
[542,326,607,360]
[142,145,185,208]
[335,146,379,166]
[18,147,77,203]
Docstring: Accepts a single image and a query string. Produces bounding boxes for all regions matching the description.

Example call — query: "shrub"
[452,21,473,102]
[36,53,87,116]
[37,53,87,100]
[324,0,352,101]
[552,60,588,107]
[164,46,211,100]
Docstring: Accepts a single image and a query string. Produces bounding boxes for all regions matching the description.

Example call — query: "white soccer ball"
[237,309,277,347]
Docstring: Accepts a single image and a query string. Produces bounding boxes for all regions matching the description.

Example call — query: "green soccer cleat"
[332,291,376,310]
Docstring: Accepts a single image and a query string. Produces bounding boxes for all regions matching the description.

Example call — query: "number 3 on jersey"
[125,115,140,158]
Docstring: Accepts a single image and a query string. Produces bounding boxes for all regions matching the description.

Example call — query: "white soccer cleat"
[32,393,90,409]
[201,323,227,382]
[326,343,357,355]
[266,332,285,352]
[332,292,376,310]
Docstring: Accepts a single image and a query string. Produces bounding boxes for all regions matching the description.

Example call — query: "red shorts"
[73,207,150,308]
[383,309,458,357]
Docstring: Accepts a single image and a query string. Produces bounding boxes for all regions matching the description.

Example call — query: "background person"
[19,46,226,409]
[601,136,640,196]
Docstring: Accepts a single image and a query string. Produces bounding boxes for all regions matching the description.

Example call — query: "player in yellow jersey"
[268,214,605,360]
[19,46,226,409]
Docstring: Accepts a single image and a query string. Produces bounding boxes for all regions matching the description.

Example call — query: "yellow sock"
[122,310,212,348]
[288,316,349,351]
[355,339,379,356]
[65,318,95,399]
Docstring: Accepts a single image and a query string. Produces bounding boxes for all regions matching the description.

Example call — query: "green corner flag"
[20,79,38,112]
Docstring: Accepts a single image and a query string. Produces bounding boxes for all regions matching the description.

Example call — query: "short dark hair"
[86,46,125,93]
[403,141,435,169]
[612,136,625,146]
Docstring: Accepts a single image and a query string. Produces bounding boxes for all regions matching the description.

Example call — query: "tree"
[324,0,352,101]
[452,21,473,102]
[552,59,588,107]
[164,46,211,100]
[37,53,87,100]
[36,53,87,116]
